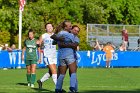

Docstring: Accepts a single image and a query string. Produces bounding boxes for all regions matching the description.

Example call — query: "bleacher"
[96,36,139,51]
[87,24,140,51]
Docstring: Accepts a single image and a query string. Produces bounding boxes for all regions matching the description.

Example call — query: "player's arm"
[39,35,43,46]
[52,40,57,45]
[36,40,41,63]
[59,35,80,50]
[77,45,80,51]
[111,46,115,52]
[22,47,26,61]
[37,47,41,63]
[22,40,26,61]
[58,42,79,50]
[103,46,106,52]
[50,34,64,41]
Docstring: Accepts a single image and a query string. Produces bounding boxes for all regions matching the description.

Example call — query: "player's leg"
[56,66,67,93]
[57,66,61,78]
[69,64,78,92]
[37,69,51,89]
[123,41,127,51]
[30,61,37,88]
[37,57,50,89]
[26,65,31,86]
[37,57,57,89]
[106,55,109,68]
[75,63,78,92]
[106,57,110,68]
[39,68,51,83]
[26,60,31,86]
[48,57,57,85]
[55,59,67,93]
[68,61,77,92]
[106,60,109,68]
[48,64,57,85]
[75,78,78,92]
[70,54,79,92]
[41,57,51,82]
[55,66,67,93]
[108,57,112,68]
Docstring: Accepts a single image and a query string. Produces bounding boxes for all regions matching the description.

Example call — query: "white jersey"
[42,33,56,58]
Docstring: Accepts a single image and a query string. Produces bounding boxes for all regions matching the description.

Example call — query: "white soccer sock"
[70,73,77,88]
[40,73,50,82]
[56,74,65,89]
[52,74,57,85]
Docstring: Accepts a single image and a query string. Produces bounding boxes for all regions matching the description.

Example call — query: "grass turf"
[0,68,140,93]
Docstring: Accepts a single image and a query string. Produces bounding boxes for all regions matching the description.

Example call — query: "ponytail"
[54,20,70,34]
[54,22,64,34]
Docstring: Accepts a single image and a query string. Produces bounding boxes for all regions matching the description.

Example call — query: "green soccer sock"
[26,74,31,83]
[31,74,36,84]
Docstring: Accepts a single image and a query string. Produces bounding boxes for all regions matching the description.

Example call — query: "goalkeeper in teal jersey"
[22,29,41,88]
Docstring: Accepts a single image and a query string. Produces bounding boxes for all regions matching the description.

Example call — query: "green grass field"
[0,68,140,93]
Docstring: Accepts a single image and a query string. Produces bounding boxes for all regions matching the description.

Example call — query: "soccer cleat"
[69,87,76,93]
[27,83,30,87]
[37,80,42,89]
[31,84,34,88]
[62,89,67,92]
[55,89,62,93]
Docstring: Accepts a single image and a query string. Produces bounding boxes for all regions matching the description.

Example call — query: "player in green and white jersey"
[22,29,41,88]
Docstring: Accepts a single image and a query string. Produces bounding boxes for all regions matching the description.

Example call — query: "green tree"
[1,0,140,50]
[0,31,10,45]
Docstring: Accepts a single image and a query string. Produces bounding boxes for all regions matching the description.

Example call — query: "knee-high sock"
[31,74,36,84]
[26,74,31,83]
[56,74,65,90]
[70,73,77,88]
[75,79,78,91]
[52,74,57,85]
[40,73,50,82]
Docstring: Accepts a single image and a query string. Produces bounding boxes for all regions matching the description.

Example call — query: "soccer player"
[54,25,80,92]
[37,23,57,89]
[70,25,80,92]
[51,21,79,93]
[103,42,114,68]
[22,29,41,88]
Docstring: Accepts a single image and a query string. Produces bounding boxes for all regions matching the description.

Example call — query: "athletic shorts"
[106,57,112,61]
[58,55,76,66]
[44,57,57,66]
[25,60,37,66]
[106,54,112,61]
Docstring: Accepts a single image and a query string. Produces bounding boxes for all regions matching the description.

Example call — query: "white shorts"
[44,57,57,66]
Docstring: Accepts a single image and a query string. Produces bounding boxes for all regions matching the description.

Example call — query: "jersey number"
[29,48,32,52]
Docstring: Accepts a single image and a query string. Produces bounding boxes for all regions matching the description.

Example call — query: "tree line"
[0,0,140,50]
